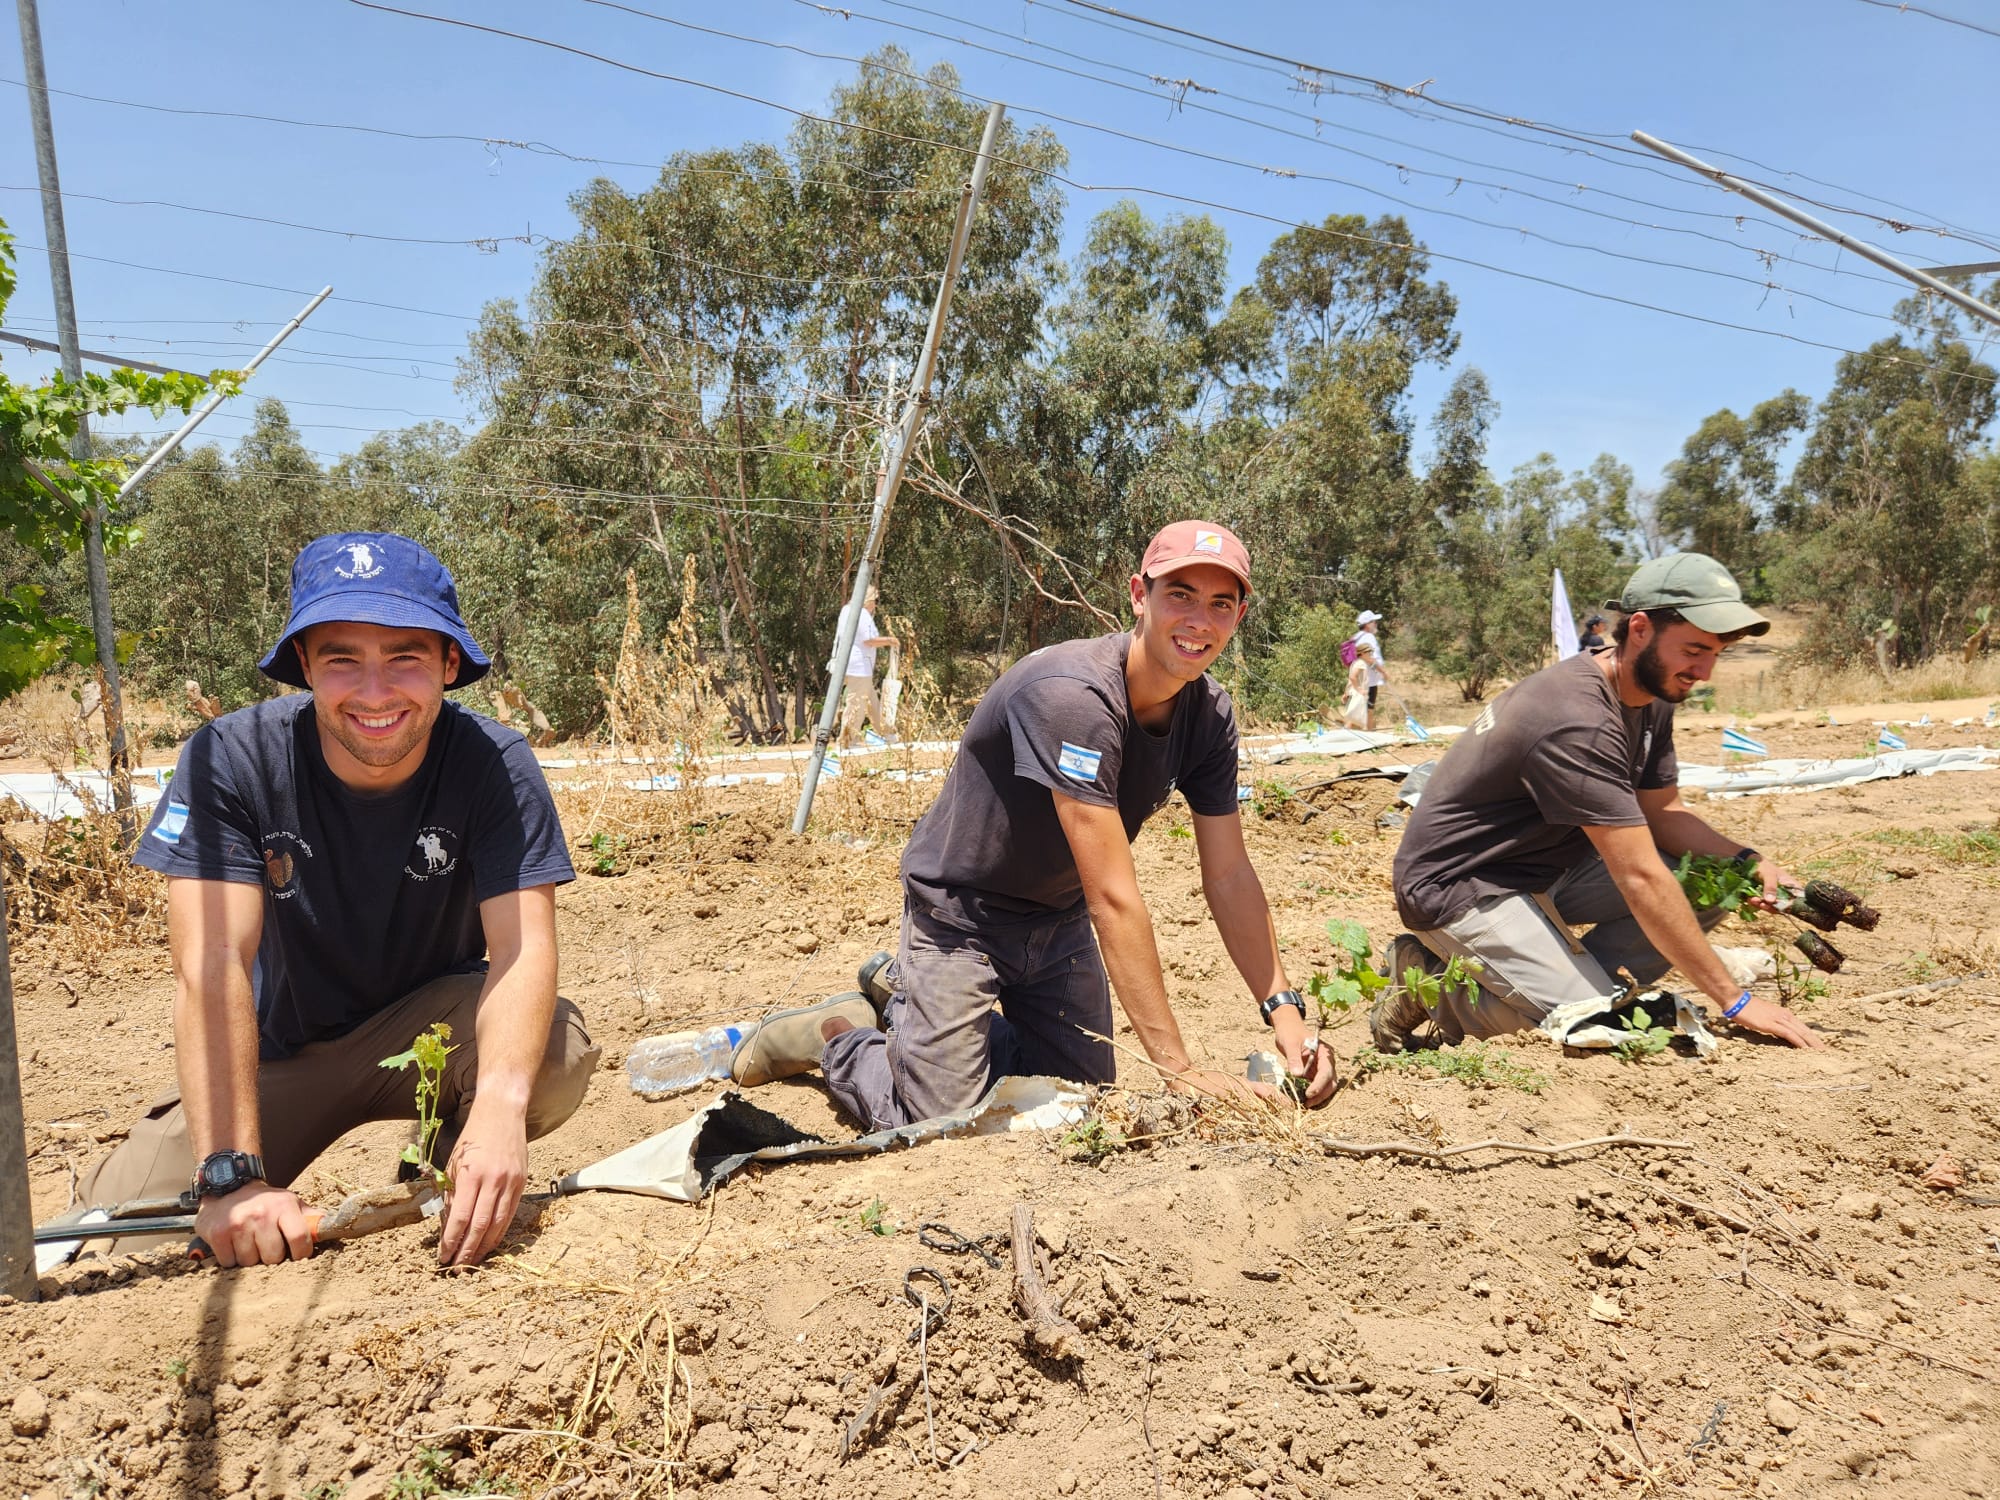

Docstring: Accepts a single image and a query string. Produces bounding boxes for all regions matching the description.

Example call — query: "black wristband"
[1734,847,1760,866]
[1260,990,1307,1026]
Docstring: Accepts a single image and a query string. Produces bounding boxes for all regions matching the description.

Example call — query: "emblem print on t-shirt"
[1057,741,1103,785]
[406,825,461,882]
[1472,703,1497,735]
[261,830,312,899]
[334,541,384,580]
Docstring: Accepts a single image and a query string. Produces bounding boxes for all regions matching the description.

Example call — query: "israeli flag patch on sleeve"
[1057,741,1104,784]
[151,799,191,846]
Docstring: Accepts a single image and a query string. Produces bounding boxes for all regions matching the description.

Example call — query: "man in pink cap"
[731,521,1337,1125]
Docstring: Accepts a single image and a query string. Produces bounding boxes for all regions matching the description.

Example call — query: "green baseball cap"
[1607,552,1769,637]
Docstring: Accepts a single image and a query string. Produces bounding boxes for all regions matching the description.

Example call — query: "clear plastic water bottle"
[625,1023,759,1097]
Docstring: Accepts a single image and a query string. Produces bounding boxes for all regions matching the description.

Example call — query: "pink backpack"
[1338,635,1362,668]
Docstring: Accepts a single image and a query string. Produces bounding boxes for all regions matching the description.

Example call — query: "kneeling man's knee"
[525,997,600,1138]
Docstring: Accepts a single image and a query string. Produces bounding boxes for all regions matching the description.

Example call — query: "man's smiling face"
[296,622,461,786]
[1629,614,1726,703]
[1129,564,1248,685]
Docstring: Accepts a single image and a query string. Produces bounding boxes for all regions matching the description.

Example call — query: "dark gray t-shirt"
[133,699,574,1058]
[1393,652,1677,929]
[902,632,1240,926]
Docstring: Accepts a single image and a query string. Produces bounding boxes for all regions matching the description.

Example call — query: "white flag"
[1552,569,1581,661]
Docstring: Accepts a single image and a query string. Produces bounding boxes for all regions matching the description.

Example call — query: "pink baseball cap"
[1140,520,1252,596]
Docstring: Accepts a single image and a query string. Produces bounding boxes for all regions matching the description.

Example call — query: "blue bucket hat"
[259,532,491,689]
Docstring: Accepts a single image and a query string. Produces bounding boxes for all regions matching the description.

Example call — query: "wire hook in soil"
[904,1266,953,1341]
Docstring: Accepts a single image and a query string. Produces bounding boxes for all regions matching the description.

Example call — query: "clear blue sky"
[4,0,1994,493]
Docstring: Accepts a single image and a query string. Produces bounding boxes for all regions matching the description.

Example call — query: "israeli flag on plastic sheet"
[1237,784,1253,802]
[1878,729,1907,753]
[863,728,888,750]
[1720,726,1769,757]
[822,751,842,779]
[1405,715,1431,743]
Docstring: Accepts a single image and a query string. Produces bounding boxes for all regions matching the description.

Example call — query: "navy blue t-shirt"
[902,632,1240,926]
[134,698,574,1058]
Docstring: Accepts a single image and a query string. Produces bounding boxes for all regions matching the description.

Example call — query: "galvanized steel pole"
[116,286,334,503]
[1632,130,2000,331]
[17,0,136,826]
[792,102,1008,834]
[0,873,32,1301]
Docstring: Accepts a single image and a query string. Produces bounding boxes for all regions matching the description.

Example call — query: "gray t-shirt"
[1393,652,1677,929]
[902,632,1240,927]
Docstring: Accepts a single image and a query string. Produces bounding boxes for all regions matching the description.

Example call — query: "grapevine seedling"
[1304,919,1389,1025]
[379,1022,456,1191]
[1674,852,1763,914]
[1610,1002,1675,1064]
[1399,952,1484,1013]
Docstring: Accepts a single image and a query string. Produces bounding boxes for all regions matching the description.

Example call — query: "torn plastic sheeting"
[0,769,169,822]
[555,1074,1091,1203]
[1679,746,2000,799]
[1538,989,1719,1058]
[1242,725,1463,763]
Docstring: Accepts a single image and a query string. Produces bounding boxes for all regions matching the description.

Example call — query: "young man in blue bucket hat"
[73,533,598,1267]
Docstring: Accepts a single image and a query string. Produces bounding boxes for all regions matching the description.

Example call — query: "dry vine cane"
[380,1021,457,1190]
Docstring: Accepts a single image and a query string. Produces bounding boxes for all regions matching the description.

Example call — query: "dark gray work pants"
[822,897,1114,1131]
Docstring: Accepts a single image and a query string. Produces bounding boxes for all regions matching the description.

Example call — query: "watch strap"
[1260,990,1307,1026]
[193,1149,266,1200]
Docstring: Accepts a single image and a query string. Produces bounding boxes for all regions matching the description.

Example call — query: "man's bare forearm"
[1202,862,1287,1002]
[1645,807,1750,861]
[471,938,558,1112]
[175,959,263,1160]
[1085,889,1192,1073]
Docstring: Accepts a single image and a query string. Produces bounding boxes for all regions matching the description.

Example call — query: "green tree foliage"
[1655,390,1809,588]
[0,222,230,697]
[1772,328,1997,664]
[1411,371,1635,700]
[450,48,1067,735]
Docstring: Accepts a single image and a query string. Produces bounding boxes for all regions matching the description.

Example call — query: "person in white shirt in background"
[1353,609,1390,729]
[835,585,897,749]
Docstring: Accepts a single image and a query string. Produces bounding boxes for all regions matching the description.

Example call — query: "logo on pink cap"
[1141,520,1251,595]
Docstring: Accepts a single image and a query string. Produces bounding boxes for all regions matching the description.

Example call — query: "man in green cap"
[1379,553,1824,1051]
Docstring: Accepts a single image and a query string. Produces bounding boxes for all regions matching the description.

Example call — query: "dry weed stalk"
[593,561,727,883]
[2,772,164,972]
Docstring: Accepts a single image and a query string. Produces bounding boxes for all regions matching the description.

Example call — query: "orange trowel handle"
[186,1205,326,1263]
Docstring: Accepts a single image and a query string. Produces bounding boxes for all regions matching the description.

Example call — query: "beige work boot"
[730,993,879,1087]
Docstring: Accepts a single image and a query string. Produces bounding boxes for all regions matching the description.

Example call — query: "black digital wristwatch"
[192,1150,266,1201]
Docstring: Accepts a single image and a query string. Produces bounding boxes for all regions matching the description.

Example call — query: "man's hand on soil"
[1272,1011,1338,1107]
[195,1182,314,1267]
[1728,995,1825,1049]
[439,1103,529,1267]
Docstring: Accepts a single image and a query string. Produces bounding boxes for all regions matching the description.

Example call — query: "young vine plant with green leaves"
[379,1022,456,1190]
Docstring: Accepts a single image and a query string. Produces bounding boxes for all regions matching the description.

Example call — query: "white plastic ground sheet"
[557,1074,1091,1203]
[1679,746,2000,799]
[0,767,170,821]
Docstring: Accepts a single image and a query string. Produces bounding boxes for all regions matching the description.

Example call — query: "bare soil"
[4,718,1999,1500]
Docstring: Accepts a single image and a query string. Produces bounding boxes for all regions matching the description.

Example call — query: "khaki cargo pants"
[1411,852,1729,1041]
[77,972,599,1253]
